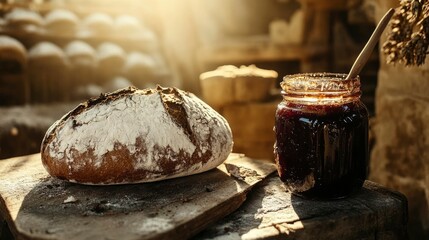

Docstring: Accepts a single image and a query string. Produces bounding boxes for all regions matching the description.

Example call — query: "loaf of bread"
[0,36,28,106]
[82,13,114,37]
[200,65,278,110]
[28,42,70,103]
[41,86,233,185]
[4,8,43,33]
[44,9,78,36]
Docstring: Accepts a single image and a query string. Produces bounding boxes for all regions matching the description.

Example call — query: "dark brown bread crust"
[42,137,213,184]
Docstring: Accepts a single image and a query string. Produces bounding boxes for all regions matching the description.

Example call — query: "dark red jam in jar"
[274,73,369,199]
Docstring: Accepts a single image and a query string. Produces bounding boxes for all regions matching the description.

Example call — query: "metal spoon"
[346,8,395,80]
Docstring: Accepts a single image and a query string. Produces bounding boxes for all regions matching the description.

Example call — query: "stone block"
[374,1,429,239]
[378,174,429,240]
[371,93,429,181]
[378,64,429,101]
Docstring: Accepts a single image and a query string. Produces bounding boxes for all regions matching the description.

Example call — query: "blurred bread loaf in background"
[200,65,277,111]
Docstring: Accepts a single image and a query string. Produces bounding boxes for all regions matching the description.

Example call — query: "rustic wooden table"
[0,154,407,240]
[195,176,408,240]
[0,154,276,240]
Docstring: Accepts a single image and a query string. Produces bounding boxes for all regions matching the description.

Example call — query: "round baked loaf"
[41,86,233,185]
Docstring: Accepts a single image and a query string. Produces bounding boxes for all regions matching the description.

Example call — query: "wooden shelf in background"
[298,0,361,10]
[197,36,328,68]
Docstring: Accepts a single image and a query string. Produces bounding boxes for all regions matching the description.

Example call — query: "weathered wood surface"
[195,177,408,240]
[0,153,276,240]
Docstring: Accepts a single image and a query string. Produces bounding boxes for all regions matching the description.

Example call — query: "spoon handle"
[346,8,395,80]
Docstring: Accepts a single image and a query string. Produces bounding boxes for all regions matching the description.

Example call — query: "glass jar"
[274,73,369,199]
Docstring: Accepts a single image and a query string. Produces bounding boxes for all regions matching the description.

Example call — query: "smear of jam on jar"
[274,97,369,199]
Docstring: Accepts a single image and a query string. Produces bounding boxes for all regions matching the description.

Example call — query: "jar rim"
[281,72,361,104]
[283,72,351,80]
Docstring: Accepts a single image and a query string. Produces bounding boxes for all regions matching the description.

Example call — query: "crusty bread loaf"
[5,8,43,31]
[200,65,278,110]
[41,86,233,185]
[28,42,70,103]
[82,12,114,36]
[44,9,78,36]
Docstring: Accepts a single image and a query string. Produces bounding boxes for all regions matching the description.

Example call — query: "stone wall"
[371,0,429,239]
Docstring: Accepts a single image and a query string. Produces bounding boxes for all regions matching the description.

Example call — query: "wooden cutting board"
[0,153,276,240]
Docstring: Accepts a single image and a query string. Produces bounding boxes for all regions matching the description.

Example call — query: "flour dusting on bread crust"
[41,86,233,185]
